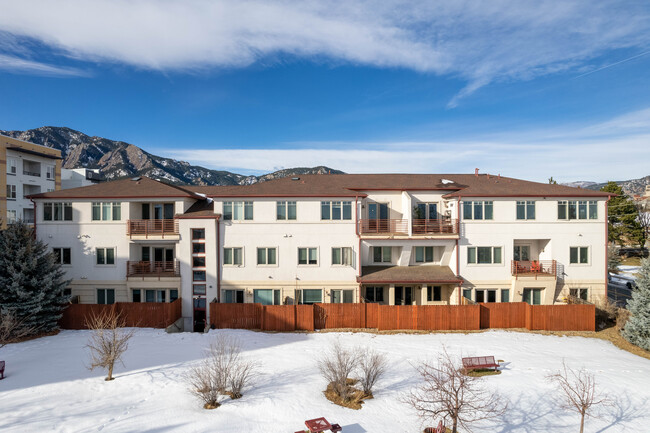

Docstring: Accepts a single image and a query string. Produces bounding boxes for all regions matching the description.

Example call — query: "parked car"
[617,247,649,258]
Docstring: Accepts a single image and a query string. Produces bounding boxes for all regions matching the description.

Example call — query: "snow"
[1,329,649,433]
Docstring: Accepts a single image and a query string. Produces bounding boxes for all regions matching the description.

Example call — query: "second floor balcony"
[127,260,180,278]
[127,219,179,239]
[511,260,557,279]
[358,218,459,236]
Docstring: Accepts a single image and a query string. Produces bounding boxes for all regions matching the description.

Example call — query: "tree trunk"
[452,417,458,433]
[580,411,585,433]
[107,362,114,381]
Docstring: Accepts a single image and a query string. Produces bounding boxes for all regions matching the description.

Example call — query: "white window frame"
[92,202,122,221]
[320,201,353,220]
[96,288,115,305]
[413,246,441,264]
[467,246,503,265]
[276,201,297,220]
[223,201,253,221]
[223,247,244,266]
[558,200,598,220]
[298,247,319,266]
[6,210,17,224]
[372,246,392,263]
[331,247,353,266]
[257,247,278,266]
[96,247,116,265]
[43,202,73,221]
[53,247,72,265]
[516,200,536,220]
[7,158,17,175]
[331,289,355,303]
[463,200,494,220]
[569,246,590,265]
[6,184,16,200]
[46,165,56,180]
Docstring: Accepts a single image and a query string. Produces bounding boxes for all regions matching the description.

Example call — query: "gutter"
[216,216,221,303]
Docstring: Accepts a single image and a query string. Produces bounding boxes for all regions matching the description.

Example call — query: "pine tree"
[622,258,650,351]
[601,182,645,246]
[0,221,70,334]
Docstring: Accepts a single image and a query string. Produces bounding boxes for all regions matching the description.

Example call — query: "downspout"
[457,196,461,305]
[355,195,362,301]
[30,198,37,238]
[216,216,221,303]
[605,197,610,300]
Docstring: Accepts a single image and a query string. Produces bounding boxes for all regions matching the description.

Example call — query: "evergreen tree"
[601,182,645,246]
[0,221,70,334]
[623,258,650,350]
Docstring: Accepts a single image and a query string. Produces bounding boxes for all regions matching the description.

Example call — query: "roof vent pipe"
[291,177,300,181]
[475,168,479,176]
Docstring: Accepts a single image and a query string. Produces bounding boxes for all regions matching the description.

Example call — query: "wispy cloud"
[0,53,86,76]
[1,1,649,103]
[166,108,650,182]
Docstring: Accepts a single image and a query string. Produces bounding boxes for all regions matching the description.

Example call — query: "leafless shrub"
[186,334,257,408]
[85,308,135,381]
[406,350,507,433]
[318,341,360,402]
[546,361,608,433]
[0,310,35,349]
[357,349,387,396]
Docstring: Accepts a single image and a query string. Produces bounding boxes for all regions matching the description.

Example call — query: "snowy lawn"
[1,329,649,433]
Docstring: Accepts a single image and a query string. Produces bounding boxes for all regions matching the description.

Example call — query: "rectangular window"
[192,256,206,267]
[223,247,243,266]
[46,165,55,180]
[193,270,206,281]
[96,248,115,265]
[6,184,16,199]
[414,246,437,263]
[43,203,72,221]
[558,201,567,219]
[332,289,354,303]
[487,290,497,303]
[132,289,141,303]
[170,290,178,302]
[501,289,510,303]
[145,289,166,303]
[523,288,542,305]
[7,158,17,174]
[276,201,297,220]
[192,228,205,240]
[254,289,281,305]
[373,246,391,263]
[53,247,71,265]
[516,200,536,220]
[570,288,588,301]
[578,201,588,219]
[192,243,206,254]
[224,290,245,303]
[588,201,598,219]
[570,247,589,264]
[223,201,253,221]
[92,202,121,221]
[331,247,353,266]
[463,201,493,220]
[298,247,318,265]
[7,210,17,224]
[97,288,115,305]
[257,247,277,265]
[193,284,206,295]
[462,288,472,300]
[298,289,322,305]
[468,246,502,264]
[427,286,442,302]
[365,286,384,303]
[321,201,352,220]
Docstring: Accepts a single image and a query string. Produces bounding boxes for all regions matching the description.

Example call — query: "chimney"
[487,173,490,179]
[498,173,501,179]
[474,168,479,177]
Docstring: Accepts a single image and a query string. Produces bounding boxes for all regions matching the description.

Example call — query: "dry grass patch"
[464,368,502,377]
[323,378,371,410]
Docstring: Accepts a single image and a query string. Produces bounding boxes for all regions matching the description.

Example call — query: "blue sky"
[1,0,650,182]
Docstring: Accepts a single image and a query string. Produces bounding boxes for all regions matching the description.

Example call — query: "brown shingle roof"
[184,173,613,198]
[29,177,204,200]
[358,266,462,284]
[176,200,219,219]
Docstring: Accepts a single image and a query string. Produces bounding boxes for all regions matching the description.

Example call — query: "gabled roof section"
[176,199,219,219]
[29,176,204,200]
[358,265,463,284]
[185,173,613,199]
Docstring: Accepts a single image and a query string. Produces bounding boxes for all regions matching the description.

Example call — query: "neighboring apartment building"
[1,134,61,228]
[29,173,612,332]
[61,168,103,189]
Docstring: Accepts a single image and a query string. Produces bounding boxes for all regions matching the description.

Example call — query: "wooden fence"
[207,302,595,332]
[59,299,182,330]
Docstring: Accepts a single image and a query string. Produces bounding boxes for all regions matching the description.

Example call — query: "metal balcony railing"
[358,218,409,235]
[127,219,179,238]
[127,260,180,277]
[511,260,557,279]
[412,218,459,235]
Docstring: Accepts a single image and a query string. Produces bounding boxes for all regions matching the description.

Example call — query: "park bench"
[424,421,446,433]
[462,356,499,371]
[297,417,342,433]
[0,360,5,379]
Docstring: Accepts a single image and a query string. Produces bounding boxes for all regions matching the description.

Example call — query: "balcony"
[412,218,459,235]
[127,219,179,239]
[127,260,180,278]
[511,260,557,279]
[359,219,408,235]
[22,160,42,177]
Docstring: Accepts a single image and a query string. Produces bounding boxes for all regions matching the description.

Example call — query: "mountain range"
[1,126,648,195]
[0,126,343,185]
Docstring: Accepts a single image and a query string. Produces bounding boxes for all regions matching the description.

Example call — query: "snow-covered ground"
[1,329,649,433]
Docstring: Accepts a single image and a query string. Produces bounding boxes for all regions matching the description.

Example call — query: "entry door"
[514,245,530,261]
[193,297,206,332]
[368,203,389,231]
[428,203,438,220]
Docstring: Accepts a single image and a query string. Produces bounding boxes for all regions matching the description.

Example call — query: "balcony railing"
[359,218,408,235]
[412,218,459,235]
[127,219,179,238]
[127,260,180,277]
[23,170,41,177]
[511,260,557,279]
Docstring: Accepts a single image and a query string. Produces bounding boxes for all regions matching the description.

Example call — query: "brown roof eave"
[356,277,464,284]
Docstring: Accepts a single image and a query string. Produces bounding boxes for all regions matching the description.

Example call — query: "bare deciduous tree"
[0,310,35,349]
[186,334,257,409]
[357,349,387,396]
[86,309,135,381]
[547,361,608,433]
[318,341,360,402]
[406,350,507,433]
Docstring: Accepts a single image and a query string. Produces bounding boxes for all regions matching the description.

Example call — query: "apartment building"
[29,173,612,332]
[1,134,62,228]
